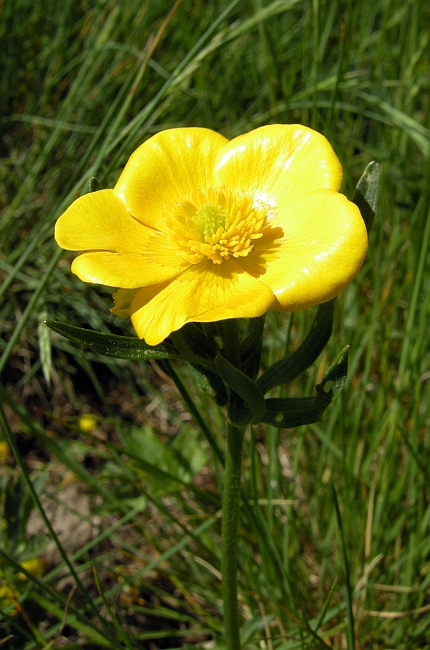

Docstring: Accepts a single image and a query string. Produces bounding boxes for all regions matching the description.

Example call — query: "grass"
[1,0,429,648]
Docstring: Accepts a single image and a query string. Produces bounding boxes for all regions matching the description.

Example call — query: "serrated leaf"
[352,161,379,235]
[215,355,266,424]
[257,300,334,394]
[46,321,181,360]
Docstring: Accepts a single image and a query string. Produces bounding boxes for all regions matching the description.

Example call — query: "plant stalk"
[221,421,245,649]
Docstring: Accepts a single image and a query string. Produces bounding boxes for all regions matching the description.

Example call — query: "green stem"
[221,421,245,650]
[162,359,225,466]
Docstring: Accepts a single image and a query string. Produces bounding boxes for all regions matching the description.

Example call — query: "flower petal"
[127,261,275,345]
[111,288,141,317]
[71,251,183,288]
[214,124,343,209]
[114,128,229,230]
[55,190,153,252]
[254,190,368,310]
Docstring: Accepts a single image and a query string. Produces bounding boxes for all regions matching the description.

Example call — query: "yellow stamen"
[165,188,269,265]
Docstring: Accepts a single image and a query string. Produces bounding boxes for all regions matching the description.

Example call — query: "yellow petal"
[114,128,228,230]
[214,124,343,209]
[55,190,152,252]
[128,261,275,345]
[71,251,182,288]
[111,288,141,318]
[257,190,368,310]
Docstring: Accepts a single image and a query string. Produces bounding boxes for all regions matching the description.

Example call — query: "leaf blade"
[46,321,181,360]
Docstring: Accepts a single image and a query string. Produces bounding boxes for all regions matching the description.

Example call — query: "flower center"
[192,203,226,239]
[165,188,269,265]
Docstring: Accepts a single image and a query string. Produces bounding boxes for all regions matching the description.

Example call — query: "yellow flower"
[18,557,47,581]
[0,441,10,463]
[55,125,367,345]
[0,583,19,615]
[78,414,97,432]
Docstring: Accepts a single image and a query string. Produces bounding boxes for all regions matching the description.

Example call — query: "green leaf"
[227,405,253,426]
[88,176,101,192]
[352,161,379,235]
[46,321,181,360]
[170,323,217,370]
[316,344,349,401]
[189,364,228,406]
[18,534,49,562]
[257,300,334,395]
[262,392,332,429]
[3,480,25,549]
[262,346,349,429]
[122,424,207,495]
[240,316,265,380]
[215,355,266,424]
[38,309,52,383]
[240,316,265,361]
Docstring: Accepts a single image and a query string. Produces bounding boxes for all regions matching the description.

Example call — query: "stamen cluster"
[165,188,267,265]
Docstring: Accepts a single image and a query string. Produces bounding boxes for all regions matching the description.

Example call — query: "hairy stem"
[221,421,245,649]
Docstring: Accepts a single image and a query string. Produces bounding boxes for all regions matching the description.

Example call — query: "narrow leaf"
[317,345,349,401]
[38,309,52,384]
[46,321,181,360]
[262,392,332,429]
[332,486,356,650]
[215,355,266,424]
[241,316,265,381]
[240,316,265,362]
[352,161,379,235]
[88,176,101,192]
[257,300,334,394]
[189,363,228,406]
[227,404,253,427]
[262,346,349,429]
[170,323,217,370]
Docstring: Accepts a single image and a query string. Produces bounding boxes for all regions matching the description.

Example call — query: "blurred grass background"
[0,0,429,648]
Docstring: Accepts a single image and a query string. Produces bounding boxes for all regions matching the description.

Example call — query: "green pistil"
[192,204,226,238]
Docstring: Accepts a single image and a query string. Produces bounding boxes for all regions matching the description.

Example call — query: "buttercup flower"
[55,125,368,345]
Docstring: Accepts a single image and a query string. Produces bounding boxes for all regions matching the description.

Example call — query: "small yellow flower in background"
[55,125,368,345]
[0,584,19,614]
[18,557,47,581]
[78,414,97,432]
[0,441,10,463]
